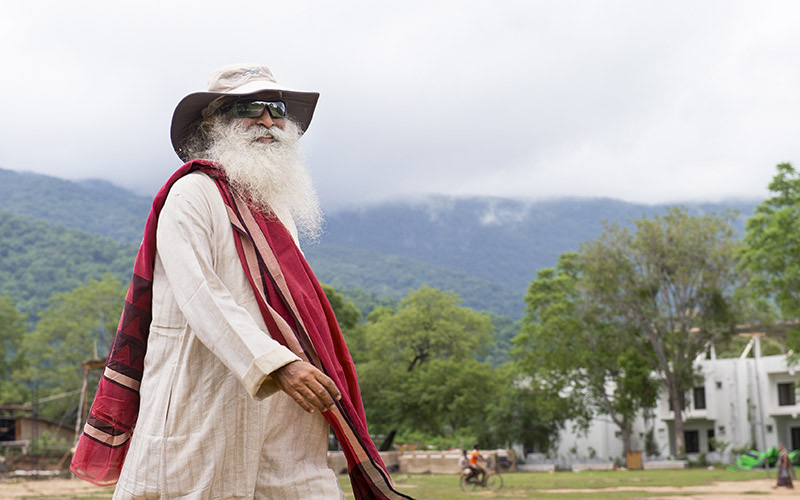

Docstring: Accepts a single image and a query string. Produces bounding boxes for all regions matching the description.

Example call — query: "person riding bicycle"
[459,449,478,482]
[470,444,487,485]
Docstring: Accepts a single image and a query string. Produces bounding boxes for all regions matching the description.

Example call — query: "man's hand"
[271,360,342,413]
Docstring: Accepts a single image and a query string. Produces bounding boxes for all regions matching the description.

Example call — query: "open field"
[0,469,793,499]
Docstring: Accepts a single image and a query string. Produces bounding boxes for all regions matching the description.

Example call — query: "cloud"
[1,0,799,208]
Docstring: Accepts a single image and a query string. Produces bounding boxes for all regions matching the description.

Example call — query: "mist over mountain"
[318,195,760,295]
[0,167,762,319]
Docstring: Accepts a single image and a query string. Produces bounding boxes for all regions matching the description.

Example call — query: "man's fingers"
[272,360,342,413]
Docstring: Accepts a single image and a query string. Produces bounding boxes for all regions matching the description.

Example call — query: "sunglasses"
[220,99,287,119]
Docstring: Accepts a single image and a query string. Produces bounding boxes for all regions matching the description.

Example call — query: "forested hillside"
[304,244,524,318]
[0,211,136,319]
[0,168,150,244]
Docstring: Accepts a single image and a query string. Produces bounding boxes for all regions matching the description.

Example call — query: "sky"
[2,0,799,209]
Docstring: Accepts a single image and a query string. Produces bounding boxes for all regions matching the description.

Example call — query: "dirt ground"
[0,477,798,499]
[0,478,112,499]
[541,479,800,499]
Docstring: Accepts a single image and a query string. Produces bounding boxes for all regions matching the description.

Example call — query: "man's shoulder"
[160,170,226,220]
[171,170,216,192]
[167,171,222,203]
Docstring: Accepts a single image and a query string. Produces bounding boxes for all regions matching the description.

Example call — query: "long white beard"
[196,117,323,241]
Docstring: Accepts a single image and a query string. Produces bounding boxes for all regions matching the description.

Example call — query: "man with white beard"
[71,64,411,500]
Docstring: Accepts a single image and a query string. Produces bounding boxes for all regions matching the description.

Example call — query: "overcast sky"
[2,1,798,209]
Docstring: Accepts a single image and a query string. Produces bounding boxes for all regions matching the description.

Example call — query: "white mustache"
[238,123,292,143]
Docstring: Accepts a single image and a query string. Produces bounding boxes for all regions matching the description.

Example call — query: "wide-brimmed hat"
[170,63,320,160]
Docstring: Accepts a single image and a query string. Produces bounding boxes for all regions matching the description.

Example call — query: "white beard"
[196,117,323,241]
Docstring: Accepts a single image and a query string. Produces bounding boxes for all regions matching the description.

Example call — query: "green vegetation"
[0,211,136,320]
[738,162,800,357]
[516,252,659,459]
[305,244,525,318]
[0,168,150,244]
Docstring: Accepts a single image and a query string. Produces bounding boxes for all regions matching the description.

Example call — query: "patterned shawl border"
[225,204,309,358]
[228,193,321,364]
[82,421,131,447]
[103,366,141,391]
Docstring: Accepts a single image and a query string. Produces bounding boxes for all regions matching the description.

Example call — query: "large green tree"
[358,286,496,441]
[577,207,740,456]
[738,163,800,353]
[17,274,126,423]
[515,252,658,459]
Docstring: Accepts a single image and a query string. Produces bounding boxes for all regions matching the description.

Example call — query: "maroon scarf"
[71,161,412,499]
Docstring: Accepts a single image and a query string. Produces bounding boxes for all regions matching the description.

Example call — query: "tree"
[17,274,126,422]
[321,283,370,363]
[364,286,493,373]
[358,286,495,440]
[738,163,800,353]
[577,207,740,456]
[515,252,658,459]
[0,296,29,404]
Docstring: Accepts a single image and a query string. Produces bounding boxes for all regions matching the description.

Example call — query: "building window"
[778,382,796,406]
[693,387,706,410]
[707,429,715,452]
[685,430,700,454]
[0,418,14,441]
[792,427,800,451]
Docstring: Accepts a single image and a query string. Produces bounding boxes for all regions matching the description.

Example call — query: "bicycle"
[459,468,503,492]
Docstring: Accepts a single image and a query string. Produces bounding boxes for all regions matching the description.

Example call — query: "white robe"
[113,172,344,499]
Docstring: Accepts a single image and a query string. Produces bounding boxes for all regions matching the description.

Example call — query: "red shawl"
[70,160,412,499]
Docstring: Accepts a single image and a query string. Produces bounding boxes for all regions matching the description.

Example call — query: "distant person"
[459,449,474,479]
[776,444,795,489]
[470,444,487,485]
[70,63,411,499]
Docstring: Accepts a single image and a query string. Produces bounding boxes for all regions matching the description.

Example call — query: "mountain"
[317,196,760,297]
[0,168,763,319]
[0,168,150,244]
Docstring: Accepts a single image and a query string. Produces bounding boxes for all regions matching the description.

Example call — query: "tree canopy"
[576,207,740,455]
[738,163,800,353]
[515,252,658,459]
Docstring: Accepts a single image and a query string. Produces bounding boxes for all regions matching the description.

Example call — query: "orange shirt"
[470,450,482,466]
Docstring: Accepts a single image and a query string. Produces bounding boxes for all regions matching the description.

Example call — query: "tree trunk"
[621,417,632,463]
[668,384,686,456]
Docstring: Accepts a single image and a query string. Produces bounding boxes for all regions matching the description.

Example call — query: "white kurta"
[113,172,344,500]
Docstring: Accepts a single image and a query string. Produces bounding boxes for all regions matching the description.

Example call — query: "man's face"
[240,110,286,144]
[223,99,287,144]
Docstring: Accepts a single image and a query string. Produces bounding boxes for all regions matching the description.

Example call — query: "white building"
[549,336,800,465]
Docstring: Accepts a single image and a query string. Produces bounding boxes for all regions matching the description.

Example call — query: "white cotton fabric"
[113,172,344,500]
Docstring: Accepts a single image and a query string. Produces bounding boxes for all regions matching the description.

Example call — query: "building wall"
[14,417,74,444]
[553,350,800,463]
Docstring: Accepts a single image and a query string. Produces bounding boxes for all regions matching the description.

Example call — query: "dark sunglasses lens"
[232,101,266,118]
[265,101,287,118]
[231,100,287,119]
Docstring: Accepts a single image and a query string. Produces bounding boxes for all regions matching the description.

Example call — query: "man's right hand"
[271,360,342,413]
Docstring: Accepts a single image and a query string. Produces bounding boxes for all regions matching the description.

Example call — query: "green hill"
[0,168,150,244]
[0,210,137,319]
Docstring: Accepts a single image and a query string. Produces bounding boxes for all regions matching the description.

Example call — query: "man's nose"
[254,110,275,128]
